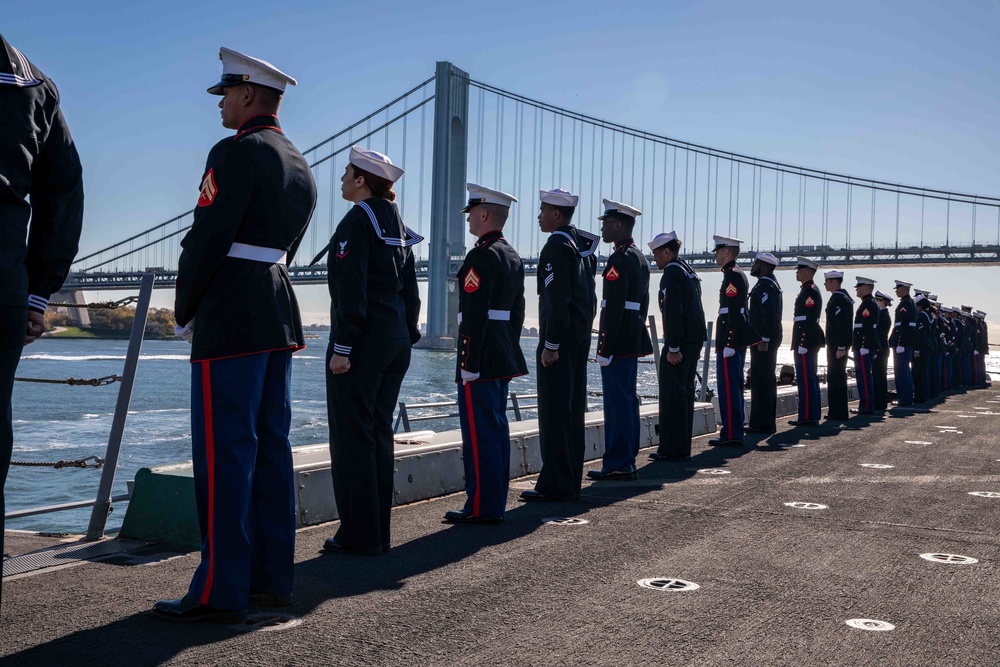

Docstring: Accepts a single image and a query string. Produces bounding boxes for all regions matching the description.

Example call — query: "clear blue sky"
[5,0,999,323]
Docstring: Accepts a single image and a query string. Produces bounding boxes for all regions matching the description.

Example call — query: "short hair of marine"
[482,202,510,226]
[250,83,282,112]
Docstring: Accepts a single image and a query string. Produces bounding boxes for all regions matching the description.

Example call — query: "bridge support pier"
[50,288,90,327]
[420,61,469,350]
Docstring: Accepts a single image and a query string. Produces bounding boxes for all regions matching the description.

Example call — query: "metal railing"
[394,392,540,433]
[5,272,156,540]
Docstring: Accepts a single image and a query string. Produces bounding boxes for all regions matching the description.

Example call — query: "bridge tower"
[422,61,469,349]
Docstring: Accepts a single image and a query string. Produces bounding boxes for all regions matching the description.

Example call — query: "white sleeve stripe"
[544,341,560,350]
[28,295,49,310]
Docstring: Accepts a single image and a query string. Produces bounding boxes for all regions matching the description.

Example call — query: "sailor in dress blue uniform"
[154,49,316,623]
[823,270,854,421]
[648,231,706,462]
[522,189,593,502]
[873,291,893,411]
[747,252,783,434]
[852,277,880,414]
[444,184,528,523]
[587,199,653,479]
[321,147,422,555]
[889,281,916,406]
[709,235,759,446]
[789,258,824,426]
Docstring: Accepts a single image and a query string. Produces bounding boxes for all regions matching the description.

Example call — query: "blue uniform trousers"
[974,352,985,385]
[855,351,875,412]
[0,306,28,612]
[795,349,821,421]
[943,353,952,390]
[600,357,640,471]
[930,352,943,398]
[716,347,746,441]
[894,347,914,404]
[961,352,972,387]
[188,350,296,611]
[458,379,511,519]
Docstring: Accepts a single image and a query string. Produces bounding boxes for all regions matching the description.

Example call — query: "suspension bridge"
[63,61,1000,341]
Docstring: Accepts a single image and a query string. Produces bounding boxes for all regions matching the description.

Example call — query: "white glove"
[859,348,869,356]
[596,355,613,367]
[975,351,980,356]
[797,346,808,355]
[174,319,194,344]
[895,346,905,354]
[723,347,735,358]
[460,369,480,385]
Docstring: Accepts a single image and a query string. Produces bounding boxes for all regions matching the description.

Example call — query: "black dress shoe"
[519,489,574,502]
[586,466,638,481]
[152,597,245,624]
[443,509,504,524]
[648,452,690,462]
[787,419,819,426]
[322,537,382,556]
[249,591,293,607]
[850,409,874,415]
[708,438,743,447]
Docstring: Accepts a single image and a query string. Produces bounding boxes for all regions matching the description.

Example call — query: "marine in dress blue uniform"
[588,199,653,479]
[154,49,317,623]
[928,298,945,399]
[939,307,955,392]
[823,270,854,421]
[709,235,759,446]
[523,189,593,502]
[444,184,528,523]
[950,307,967,392]
[873,291,893,411]
[747,253,783,434]
[889,281,916,406]
[0,35,84,613]
[648,231,706,462]
[321,147,422,555]
[852,277,880,414]
[789,258,824,425]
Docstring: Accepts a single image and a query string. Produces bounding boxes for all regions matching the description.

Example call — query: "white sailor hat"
[855,276,875,286]
[349,146,404,182]
[975,310,986,318]
[539,188,579,207]
[874,290,893,303]
[796,257,818,270]
[648,231,679,251]
[712,235,743,250]
[207,47,297,95]
[894,280,912,288]
[461,183,518,212]
[598,198,641,221]
[754,252,779,267]
[961,304,973,312]
[824,270,844,280]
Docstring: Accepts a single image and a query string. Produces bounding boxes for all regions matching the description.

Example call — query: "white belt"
[794,316,807,322]
[718,307,745,315]
[893,323,901,328]
[458,310,511,324]
[854,324,863,328]
[908,322,917,327]
[227,242,287,265]
[601,300,641,311]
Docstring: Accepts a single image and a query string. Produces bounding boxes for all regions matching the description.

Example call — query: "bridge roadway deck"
[2,387,1000,666]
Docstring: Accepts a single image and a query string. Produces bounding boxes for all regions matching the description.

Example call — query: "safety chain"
[47,296,139,310]
[587,389,659,401]
[10,455,104,469]
[14,375,121,387]
[588,357,656,365]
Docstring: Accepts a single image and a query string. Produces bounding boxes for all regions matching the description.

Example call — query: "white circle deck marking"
[905,441,932,445]
[920,553,978,565]
[957,415,977,419]
[969,491,1000,498]
[784,502,828,510]
[859,463,895,469]
[934,426,958,429]
[638,578,699,592]
[698,468,731,475]
[542,517,589,526]
[846,618,895,632]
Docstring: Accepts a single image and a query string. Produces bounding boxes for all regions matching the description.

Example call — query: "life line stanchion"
[699,322,713,403]
[85,271,155,541]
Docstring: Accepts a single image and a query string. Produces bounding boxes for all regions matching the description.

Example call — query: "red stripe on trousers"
[464,383,481,516]
[723,356,733,439]
[199,361,217,605]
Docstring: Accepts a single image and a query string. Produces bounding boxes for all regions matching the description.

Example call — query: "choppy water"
[8,332,996,535]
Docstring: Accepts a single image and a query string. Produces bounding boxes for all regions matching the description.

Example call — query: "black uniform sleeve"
[596,254,628,358]
[175,140,253,326]
[25,97,84,310]
[458,250,498,374]
[330,207,372,356]
[539,239,574,351]
[662,267,685,352]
